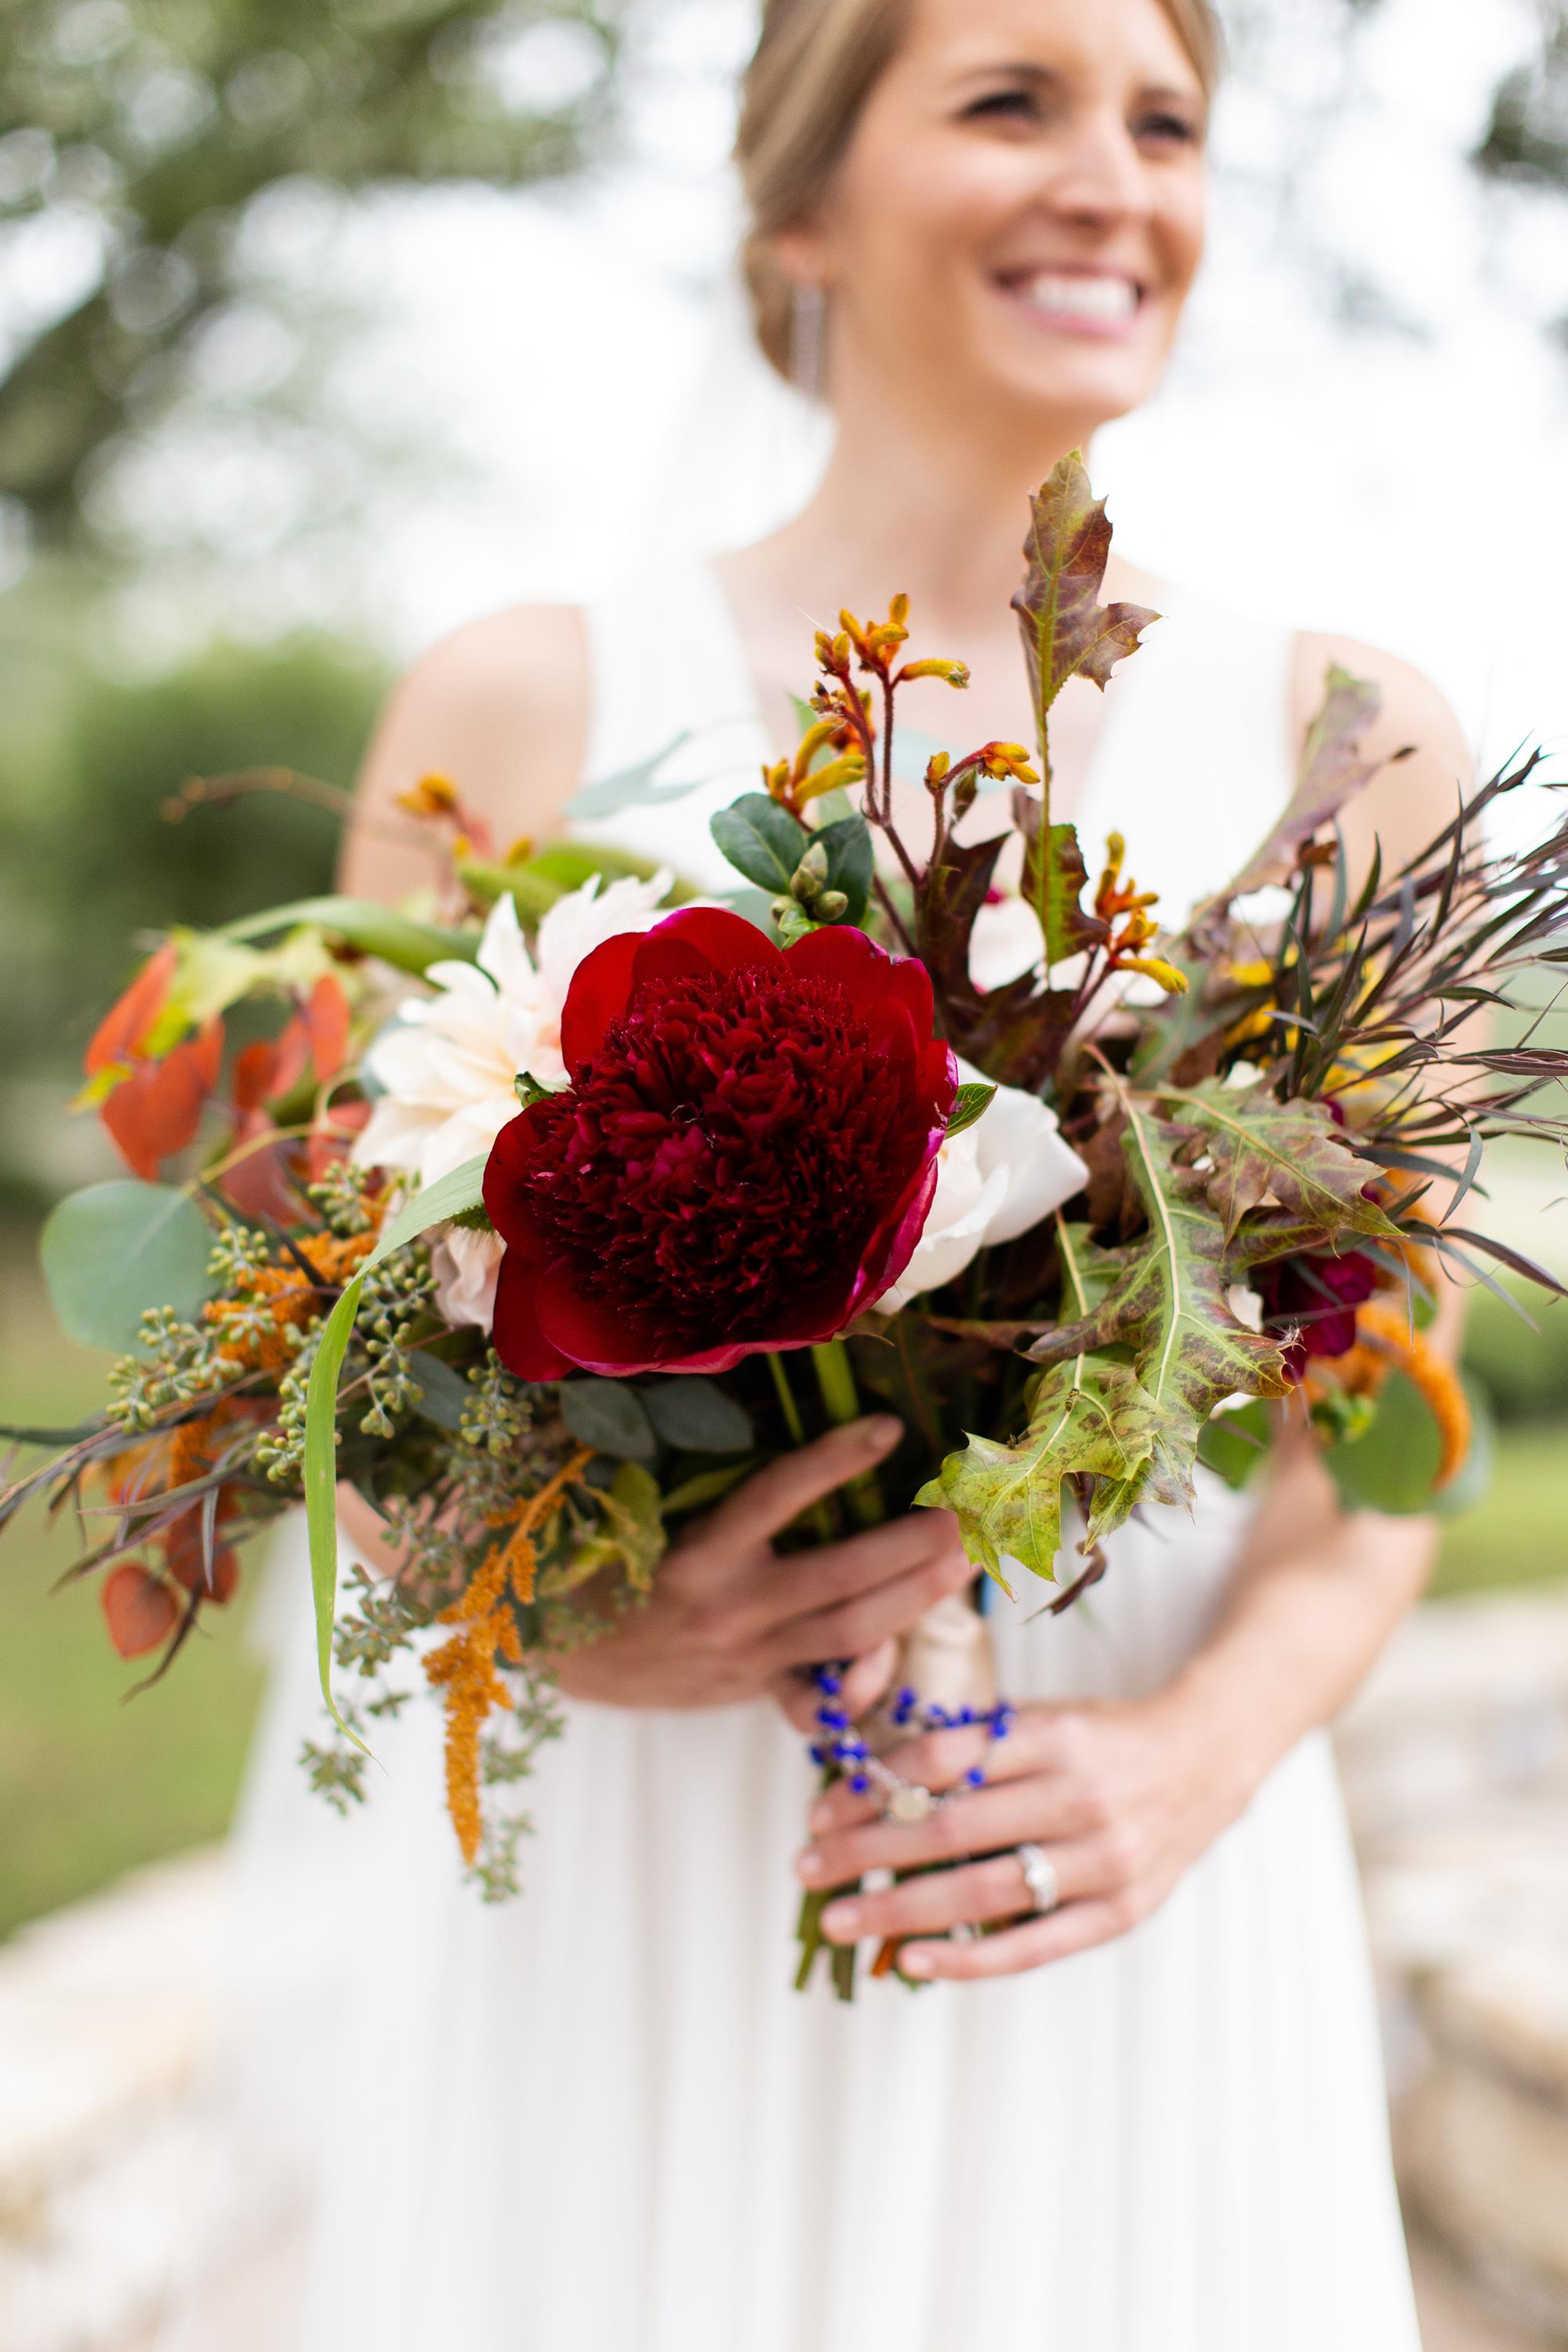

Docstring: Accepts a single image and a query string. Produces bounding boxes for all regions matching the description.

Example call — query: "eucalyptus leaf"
[560,1379,658,1461]
[710,794,808,893]
[1322,1369,1494,1519]
[407,1352,472,1432]
[41,1181,216,1354]
[640,1377,754,1454]
[562,732,695,820]
[946,1083,997,1141]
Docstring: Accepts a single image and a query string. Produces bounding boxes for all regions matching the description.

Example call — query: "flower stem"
[767,1351,836,1542]
[810,1341,885,1526]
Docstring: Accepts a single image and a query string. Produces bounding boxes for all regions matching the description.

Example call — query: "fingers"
[816,1841,1099,1945]
[897,1900,1130,1980]
[765,1531,974,1676]
[749,1506,964,1635]
[797,1771,1096,1887]
[768,1639,896,1737]
[702,1414,902,1552]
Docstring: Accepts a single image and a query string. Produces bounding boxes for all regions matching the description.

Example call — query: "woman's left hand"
[792,1690,1254,1980]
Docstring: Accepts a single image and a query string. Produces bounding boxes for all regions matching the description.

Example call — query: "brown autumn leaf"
[102,1563,181,1658]
[1202,665,1385,909]
[1011,452,1161,734]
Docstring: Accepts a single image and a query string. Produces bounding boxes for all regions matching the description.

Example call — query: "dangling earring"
[789,280,827,400]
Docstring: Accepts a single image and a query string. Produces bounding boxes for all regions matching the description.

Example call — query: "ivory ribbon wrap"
[887,1586,997,1724]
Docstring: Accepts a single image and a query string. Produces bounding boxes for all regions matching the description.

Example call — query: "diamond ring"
[1016,1842,1060,1915]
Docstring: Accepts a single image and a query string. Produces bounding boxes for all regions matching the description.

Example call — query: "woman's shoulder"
[390,600,590,748]
[339,602,590,898]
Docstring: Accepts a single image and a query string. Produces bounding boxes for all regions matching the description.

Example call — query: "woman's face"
[784,0,1208,445]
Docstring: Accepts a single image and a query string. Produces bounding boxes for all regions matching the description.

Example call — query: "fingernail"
[900,1947,935,1978]
[809,1799,834,1833]
[857,1414,902,1452]
[797,1848,827,1882]
[821,1901,860,1938]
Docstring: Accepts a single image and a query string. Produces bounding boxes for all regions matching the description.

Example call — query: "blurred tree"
[0,606,385,1110]
[1475,2,1568,190]
[0,0,625,549]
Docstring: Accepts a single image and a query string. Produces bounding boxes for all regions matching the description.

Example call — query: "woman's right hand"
[552,1414,974,1715]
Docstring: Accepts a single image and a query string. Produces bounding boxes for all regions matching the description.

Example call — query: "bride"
[269,0,1469,2343]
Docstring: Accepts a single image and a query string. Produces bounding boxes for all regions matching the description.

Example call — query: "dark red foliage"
[484,908,956,1377]
[1254,1249,1379,1381]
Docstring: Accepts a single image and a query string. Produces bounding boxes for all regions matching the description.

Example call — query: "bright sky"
[101,0,1568,797]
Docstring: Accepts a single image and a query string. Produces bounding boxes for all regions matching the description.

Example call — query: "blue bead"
[808,1744,826,1765]
[850,1774,870,1794]
[897,1686,916,1708]
[958,1706,975,1726]
[817,1671,842,1696]
[818,1708,850,1730]
[965,1766,985,1788]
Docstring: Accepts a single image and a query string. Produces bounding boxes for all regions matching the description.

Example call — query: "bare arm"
[790,639,1475,1976]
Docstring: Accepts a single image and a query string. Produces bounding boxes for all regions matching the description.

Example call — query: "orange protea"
[424,1448,590,1864]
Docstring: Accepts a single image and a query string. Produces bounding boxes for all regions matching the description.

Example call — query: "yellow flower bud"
[1120,956,1190,996]
[889,592,910,626]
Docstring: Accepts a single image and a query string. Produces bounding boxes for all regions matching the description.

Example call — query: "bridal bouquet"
[9,456,1566,1974]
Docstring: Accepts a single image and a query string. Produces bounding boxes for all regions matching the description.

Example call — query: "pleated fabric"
[270,566,1421,2350]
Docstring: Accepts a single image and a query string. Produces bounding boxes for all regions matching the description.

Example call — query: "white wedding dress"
[209,564,1422,2352]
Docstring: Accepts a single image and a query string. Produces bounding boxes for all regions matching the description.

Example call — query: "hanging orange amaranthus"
[1306,1298,1472,1489]
[425,1447,592,1864]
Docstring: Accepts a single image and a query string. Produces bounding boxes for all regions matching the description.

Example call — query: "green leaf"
[303,1279,372,1754]
[1162,1082,1402,1247]
[219,896,477,975]
[559,1378,658,1461]
[916,1359,1163,1586]
[1017,804,1109,966]
[1321,1369,1494,1519]
[1011,452,1160,733]
[41,1181,216,1353]
[639,1377,753,1454]
[660,1461,754,1514]
[710,793,807,893]
[597,1461,667,1592]
[562,732,696,820]
[1196,1399,1273,1490]
[406,1352,471,1432]
[945,1083,997,1140]
[303,1154,489,1741]
[1029,1092,1292,1537]
[811,814,874,924]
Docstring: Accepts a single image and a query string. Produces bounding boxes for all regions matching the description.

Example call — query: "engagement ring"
[1016,1842,1060,1915]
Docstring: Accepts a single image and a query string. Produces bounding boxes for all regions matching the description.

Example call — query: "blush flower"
[353,871,677,1326]
[874,1057,1087,1311]
[483,909,957,1378]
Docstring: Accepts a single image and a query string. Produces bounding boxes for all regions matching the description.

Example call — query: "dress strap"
[569,563,772,894]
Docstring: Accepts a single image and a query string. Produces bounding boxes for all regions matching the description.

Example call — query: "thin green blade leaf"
[219,897,478,975]
[303,1273,371,1752]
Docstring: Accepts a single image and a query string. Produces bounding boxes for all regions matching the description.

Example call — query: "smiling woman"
[270,0,1461,2345]
[739,0,1221,395]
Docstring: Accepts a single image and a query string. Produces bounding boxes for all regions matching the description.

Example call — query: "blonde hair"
[736,0,1224,377]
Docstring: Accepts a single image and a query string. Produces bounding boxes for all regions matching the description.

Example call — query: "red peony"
[482,907,957,1378]
[1254,1249,1379,1381]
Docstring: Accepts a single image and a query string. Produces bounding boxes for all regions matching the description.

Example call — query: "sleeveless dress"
[272,564,1422,2352]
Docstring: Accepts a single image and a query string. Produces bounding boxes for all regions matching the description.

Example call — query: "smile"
[995,269,1145,339]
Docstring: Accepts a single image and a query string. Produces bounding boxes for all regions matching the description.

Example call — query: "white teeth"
[1018,273,1138,322]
